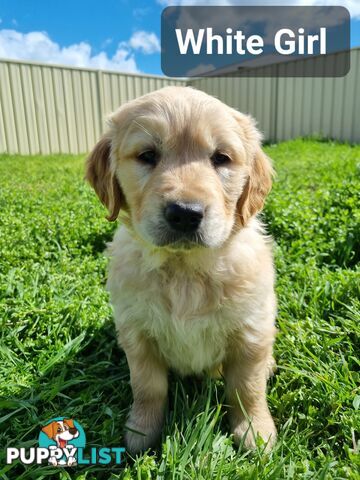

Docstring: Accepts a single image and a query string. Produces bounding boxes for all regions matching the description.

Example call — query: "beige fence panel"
[190,48,360,144]
[275,49,360,143]
[0,50,359,154]
[100,71,183,130]
[188,73,277,141]
[0,58,185,154]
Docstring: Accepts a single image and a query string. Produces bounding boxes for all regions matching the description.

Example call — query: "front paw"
[67,456,77,466]
[232,411,277,451]
[266,355,277,379]
[124,406,164,455]
[48,457,58,466]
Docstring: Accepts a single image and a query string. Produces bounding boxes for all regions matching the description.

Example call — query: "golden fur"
[86,86,277,454]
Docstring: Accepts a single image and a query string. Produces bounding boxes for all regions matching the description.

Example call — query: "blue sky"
[0,0,359,75]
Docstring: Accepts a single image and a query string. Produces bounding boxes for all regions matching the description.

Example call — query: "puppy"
[86,86,277,454]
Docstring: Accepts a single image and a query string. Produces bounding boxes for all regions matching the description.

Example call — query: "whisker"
[132,120,156,140]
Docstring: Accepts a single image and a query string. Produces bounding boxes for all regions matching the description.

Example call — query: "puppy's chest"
[117,266,238,374]
[156,271,235,372]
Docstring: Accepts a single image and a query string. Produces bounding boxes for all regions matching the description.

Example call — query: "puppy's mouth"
[152,229,206,250]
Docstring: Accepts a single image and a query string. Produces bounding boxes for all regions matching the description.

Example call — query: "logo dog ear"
[85,135,125,221]
[41,422,56,439]
[64,418,75,428]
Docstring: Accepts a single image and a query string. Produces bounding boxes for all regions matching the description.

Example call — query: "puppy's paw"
[67,456,77,467]
[124,410,164,455]
[48,457,58,466]
[266,355,277,379]
[232,412,277,451]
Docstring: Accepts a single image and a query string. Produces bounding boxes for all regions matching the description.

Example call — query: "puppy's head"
[86,86,273,250]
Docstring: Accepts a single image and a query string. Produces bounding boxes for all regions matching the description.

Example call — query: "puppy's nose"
[69,428,77,435]
[164,202,204,233]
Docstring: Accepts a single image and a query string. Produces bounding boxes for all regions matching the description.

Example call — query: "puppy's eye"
[137,149,158,167]
[211,151,231,167]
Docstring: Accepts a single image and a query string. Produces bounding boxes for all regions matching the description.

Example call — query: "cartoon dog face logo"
[41,419,79,449]
[39,418,85,467]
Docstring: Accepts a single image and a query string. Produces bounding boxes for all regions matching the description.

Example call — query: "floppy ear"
[85,136,124,221]
[64,418,75,428]
[41,422,57,439]
[237,146,273,226]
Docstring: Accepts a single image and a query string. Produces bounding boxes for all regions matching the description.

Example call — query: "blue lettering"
[112,447,125,464]
[98,447,111,465]
[77,448,89,465]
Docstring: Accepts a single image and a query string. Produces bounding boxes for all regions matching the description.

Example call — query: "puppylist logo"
[6,417,125,467]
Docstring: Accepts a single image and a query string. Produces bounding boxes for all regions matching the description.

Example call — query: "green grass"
[0,139,359,479]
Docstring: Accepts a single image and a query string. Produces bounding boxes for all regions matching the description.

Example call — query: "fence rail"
[0,49,359,154]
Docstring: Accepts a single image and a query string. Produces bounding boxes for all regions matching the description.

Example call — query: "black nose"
[69,428,77,435]
[164,202,204,233]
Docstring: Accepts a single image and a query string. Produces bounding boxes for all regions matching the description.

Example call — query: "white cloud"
[282,0,360,17]
[0,29,139,72]
[127,31,161,54]
[157,0,360,18]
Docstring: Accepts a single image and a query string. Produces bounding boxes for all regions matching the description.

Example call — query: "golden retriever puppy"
[86,86,277,454]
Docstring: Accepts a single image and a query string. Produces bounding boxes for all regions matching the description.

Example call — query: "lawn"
[0,139,359,479]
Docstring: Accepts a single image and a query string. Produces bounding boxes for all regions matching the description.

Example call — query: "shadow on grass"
[0,315,232,479]
[81,228,116,255]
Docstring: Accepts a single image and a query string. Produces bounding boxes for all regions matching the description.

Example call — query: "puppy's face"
[87,87,272,250]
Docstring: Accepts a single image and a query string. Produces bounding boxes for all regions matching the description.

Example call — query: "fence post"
[96,70,105,134]
[270,65,279,143]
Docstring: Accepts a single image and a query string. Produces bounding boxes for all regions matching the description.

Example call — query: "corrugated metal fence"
[0,49,359,154]
[0,59,184,154]
[189,48,360,144]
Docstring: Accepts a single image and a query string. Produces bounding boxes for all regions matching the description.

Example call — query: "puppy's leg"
[223,331,277,450]
[120,331,168,455]
[266,354,277,379]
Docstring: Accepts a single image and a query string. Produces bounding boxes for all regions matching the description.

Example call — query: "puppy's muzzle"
[164,202,204,234]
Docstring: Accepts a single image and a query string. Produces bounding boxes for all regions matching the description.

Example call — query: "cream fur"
[108,219,276,376]
[86,86,277,454]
